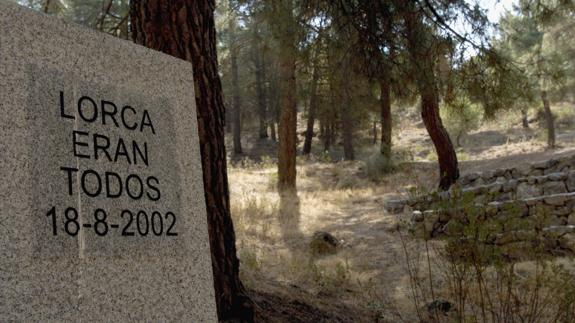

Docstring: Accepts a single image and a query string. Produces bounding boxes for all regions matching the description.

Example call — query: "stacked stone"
[385,155,575,214]
[384,155,575,257]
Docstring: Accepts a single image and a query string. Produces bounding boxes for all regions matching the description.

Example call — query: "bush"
[441,96,483,147]
[362,147,412,181]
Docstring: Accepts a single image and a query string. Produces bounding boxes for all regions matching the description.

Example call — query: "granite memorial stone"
[0,1,217,321]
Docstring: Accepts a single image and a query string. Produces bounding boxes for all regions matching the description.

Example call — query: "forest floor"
[227,106,575,322]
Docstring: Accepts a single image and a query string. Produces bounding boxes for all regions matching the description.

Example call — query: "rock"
[494,192,513,202]
[566,172,575,192]
[502,179,518,192]
[552,207,571,217]
[524,196,542,206]
[481,170,495,182]
[412,210,424,222]
[489,183,503,194]
[385,199,407,214]
[543,225,575,236]
[532,159,558,170]
[495,230,534,245]
[459,173,479,186]
[495,176,507,183]
[517,183,541,199]
[543,181,567,195]
[544,193,571,206]
[530,169,543,176]
[548,172,566,181]
[494,169,506,177]
[501,241,534,260]
[558,233,575,252]
[473,177,485,186]
[309,231,340,255]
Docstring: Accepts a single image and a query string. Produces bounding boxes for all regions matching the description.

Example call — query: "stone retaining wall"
[386,154,575,214]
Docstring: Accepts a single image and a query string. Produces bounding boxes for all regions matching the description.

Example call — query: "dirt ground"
[227,108,575,322]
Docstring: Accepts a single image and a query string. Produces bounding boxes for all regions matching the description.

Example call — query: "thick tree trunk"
[379,78,392,157]
[302,47,320,155]
[130,1,253,321]
[229,12,242,155]
[274,1,297,192]
[541,90,555,149]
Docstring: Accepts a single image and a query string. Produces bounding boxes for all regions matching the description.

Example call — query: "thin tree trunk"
[229,10,242,155]
[521,109,529,129]
[302,45,321,155]
[380,78,392,157]
[43,0,51,13]
[254,33,268,139]
[541,90,555,148]
[341,59,354,160]
[130,1,253,321]
[373,121,377,145]
[275,1,297,191]
[270,121,277,142]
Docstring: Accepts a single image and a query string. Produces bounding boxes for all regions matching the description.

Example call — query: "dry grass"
[228,105,575,320]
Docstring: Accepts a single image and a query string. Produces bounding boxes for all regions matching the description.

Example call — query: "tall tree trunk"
[130,1,253,321]
[379,78,392,157]
[274,1,297,191]
[268,72,278,142]
[270,120,277,142]
[541,90,555,148]
[229,11,242,155]
[253,30,268,139]
[421,87,459,190]
[373,121,377,145]
[404,7,459,190]
[302,44,321,155]
[341,60,354,160]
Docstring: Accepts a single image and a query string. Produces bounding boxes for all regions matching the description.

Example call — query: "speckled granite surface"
[0,1,217,321]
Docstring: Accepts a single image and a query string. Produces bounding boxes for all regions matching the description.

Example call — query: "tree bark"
[254,48,268,139]
[373,121,377,145]
[130,1,253,321]
[302,44,321,156]
[274,1,297,191]
[229,10,242,155]
[541,90,555,149]
[404,6,459,190]
[379,78,392,157]
[421,87,459,190]
[521,109,529,129]
[341,100,355,160]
